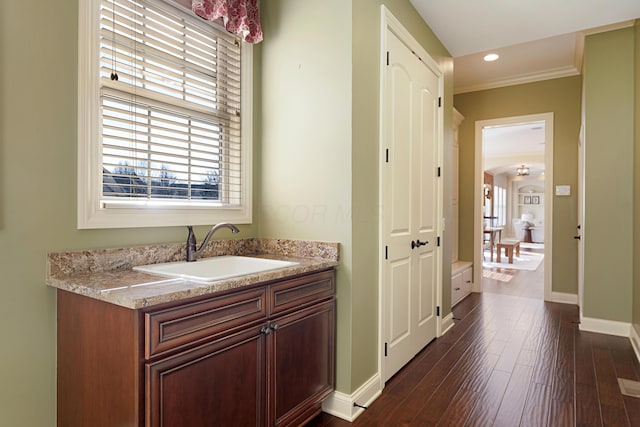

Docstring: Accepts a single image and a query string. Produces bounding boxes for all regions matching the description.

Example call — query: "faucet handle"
[187,226,196,243]
[186,226,197,262]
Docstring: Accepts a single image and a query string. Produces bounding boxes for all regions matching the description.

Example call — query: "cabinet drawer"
[145,287,267,359]
[269,270,335,316]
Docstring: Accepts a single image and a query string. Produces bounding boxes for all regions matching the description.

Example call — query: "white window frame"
[493,185,506,227]
[77,0,253,229]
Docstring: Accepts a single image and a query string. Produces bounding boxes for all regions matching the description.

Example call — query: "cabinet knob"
[454,287,461,291]
[270,324,279,331]
[260,326,271,335]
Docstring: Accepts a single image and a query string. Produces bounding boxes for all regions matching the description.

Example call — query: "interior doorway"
[473,113,554,301]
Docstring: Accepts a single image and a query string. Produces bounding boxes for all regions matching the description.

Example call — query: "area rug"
[483,270,513,282]
[483,250,544,271]
[520,242,544,250]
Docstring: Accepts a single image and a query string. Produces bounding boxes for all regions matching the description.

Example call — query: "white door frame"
[473,113,554,300]
[578,122,585,318]
[378,5,444,383]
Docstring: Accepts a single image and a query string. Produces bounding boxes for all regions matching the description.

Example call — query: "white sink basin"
[133,256,298,282]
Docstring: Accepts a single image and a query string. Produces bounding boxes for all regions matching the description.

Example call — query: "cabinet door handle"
[465,280,471,283]
[261,326,271,335]
[270,324,279,331]
[454,287,461,291]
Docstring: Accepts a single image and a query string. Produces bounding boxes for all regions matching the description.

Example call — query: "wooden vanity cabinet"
[57,269,335,427]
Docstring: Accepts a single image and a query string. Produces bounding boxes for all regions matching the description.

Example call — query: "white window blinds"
[99,0,242,205]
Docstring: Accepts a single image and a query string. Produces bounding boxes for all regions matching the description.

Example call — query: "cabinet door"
[146,326,266,427]
[451,272,463,307]
[462,267,473,294]
[269,300,335,427]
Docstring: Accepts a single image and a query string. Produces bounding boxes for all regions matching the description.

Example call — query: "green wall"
[583,27,635,322]
[634,21,640,334]
[455,76,582,296]
[259,0,354,393]
[0,1,259,425]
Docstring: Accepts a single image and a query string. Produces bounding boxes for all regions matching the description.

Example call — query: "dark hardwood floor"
[309,250,640,426]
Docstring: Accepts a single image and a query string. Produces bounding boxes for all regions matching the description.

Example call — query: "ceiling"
[482,121,546,177]
[408,0,640,176]
[409,0,640,94]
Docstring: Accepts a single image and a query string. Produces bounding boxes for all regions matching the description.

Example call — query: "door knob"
[411,240,429,249]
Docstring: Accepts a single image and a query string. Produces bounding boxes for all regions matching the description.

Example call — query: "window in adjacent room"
[493,185,506,227]
[78,0,253,228]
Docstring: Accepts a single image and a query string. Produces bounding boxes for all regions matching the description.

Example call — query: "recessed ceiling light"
[483,53,499,62]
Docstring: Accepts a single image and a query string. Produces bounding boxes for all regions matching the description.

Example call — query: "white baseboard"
[580,317,640,367]
[323,309,454,421]
[579,316,631,337]
[441,312,455,336]
[548,292,578,305]
[322,372,383,422]
[630,325,640,365]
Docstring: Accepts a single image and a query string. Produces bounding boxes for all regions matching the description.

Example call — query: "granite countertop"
[47,238,339,309]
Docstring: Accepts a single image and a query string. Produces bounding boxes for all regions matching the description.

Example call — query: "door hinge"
[385,245,388,260]
[386,148,389,163]
[437,236,441,247]
[436,306,440,316]
[437,166,441,177]
[384,342,388,357]
[438,97,442,107]
[386,51,389,66]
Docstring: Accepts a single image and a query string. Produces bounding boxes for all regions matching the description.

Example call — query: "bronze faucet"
[186,223,240,262]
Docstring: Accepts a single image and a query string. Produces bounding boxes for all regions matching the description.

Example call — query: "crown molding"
[454,20,637,95]
[454,65,580,94]
[580,19,636,36]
